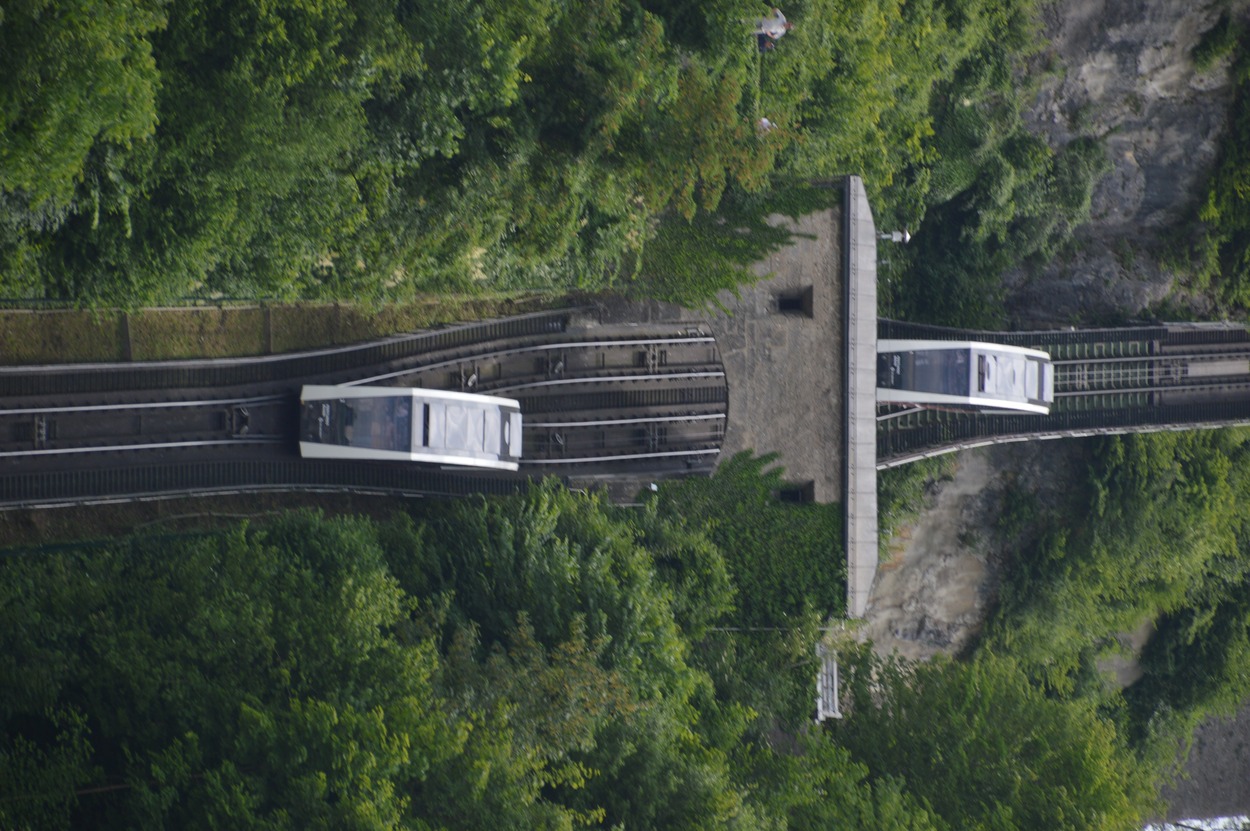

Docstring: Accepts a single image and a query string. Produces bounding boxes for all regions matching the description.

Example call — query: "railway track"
[0,459,524,509]
[0,312,730,507]
[0,395,290,458]
[0,310,576,397]
[876,319,1250,466]
[349,333,721,389]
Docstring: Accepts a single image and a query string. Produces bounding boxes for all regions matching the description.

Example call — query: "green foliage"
[0,514,458,829]
[890,129,1109,327]
[0,0,747,302]
[648,452,844,733]
[0,708,96,830]
[771,0,952,189]
[983,430,1250,709]
[878,455,957,551]
[627,495,736,640]
[383,481,693,692]
[968,425,1250,781]
[1127,566,1250,743]
[0,0,164,212]
[861,0,1115,327]
[1,503,714,830]
[741,730,944,831]
[833,649,1158,831]
[1118,431,1250,740]
[655,452,845,625]
[378,482,761,829]
[1193,13,1243,72]
[1180,33,1250,310]
[0,0,1061,308]
[2,490,1171,830]
[415,619,631,830]
[630,182,835,308]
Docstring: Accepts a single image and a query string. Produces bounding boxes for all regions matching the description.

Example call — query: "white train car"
[876,340,1054,415]
[299,385,522,471]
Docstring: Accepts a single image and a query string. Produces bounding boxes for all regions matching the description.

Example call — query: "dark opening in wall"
[775,286,814,317]
[777,481,816,503]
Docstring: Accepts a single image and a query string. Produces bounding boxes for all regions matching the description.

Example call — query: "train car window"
[336,397,412,452]
[877,349,970,395]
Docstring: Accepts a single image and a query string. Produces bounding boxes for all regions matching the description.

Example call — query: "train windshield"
[877,349,971,396]
[311,396,414,452]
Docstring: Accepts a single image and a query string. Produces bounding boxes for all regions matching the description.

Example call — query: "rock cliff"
[1005,0,1245,324]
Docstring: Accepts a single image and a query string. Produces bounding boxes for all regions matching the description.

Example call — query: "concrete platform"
[843,177,879,618]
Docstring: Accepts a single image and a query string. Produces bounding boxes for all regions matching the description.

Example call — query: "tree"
[0,0,1060,306]
[383,482,693,688]
[380,482,760,829]
[750,732,944,831]
[647,452,844,734]
[0,0,164,212]
[654,452,845,626]
[985,431,1247,695]
[832,649,1158,831]
[0,514,462,829]
[1185,33,1250,308]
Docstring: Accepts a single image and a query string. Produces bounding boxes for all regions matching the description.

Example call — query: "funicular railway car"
[299,385,523,471]
[876,340,1054,415]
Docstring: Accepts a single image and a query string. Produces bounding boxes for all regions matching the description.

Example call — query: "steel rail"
[1055,377,1250,398]
[0,312,731,501]
[0,394,287,416]
[1051,351,1250,367]
[0,437,285,458]
[348,335,718,386]
[527,413,726,428]
[876,407,927,422]
[493,370,726,394]
[0,310,579,397]
[521,447,720,465]
[0,310,579,373]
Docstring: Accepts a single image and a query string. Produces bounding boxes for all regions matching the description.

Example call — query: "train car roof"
[300,384,520,410]
[876,339,1052,362]
[298,385,522,470]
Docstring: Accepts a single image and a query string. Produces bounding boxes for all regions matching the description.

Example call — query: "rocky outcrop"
[1005,0,1245,325]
